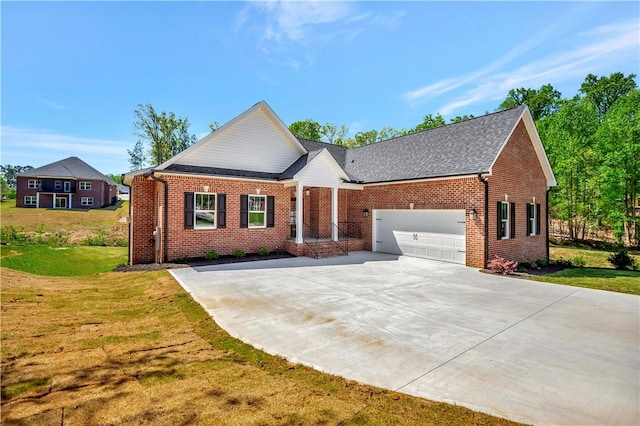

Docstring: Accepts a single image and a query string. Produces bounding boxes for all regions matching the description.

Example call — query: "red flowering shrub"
[487,256,518,275]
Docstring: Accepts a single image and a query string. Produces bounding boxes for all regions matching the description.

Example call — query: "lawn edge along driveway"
[170,251,640,426]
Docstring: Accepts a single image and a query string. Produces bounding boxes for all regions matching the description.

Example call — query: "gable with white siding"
[293,149,350,188]
[157,101,306,174]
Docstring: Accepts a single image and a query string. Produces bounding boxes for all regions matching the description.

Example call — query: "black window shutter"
[267,196,275,228]
[536,203,541,235]
[510,202,516,239]
[240,195,248,228]
[217,194,226,229]
[496,201,502,240]
[184,192,194,229]
[526,204,532,236]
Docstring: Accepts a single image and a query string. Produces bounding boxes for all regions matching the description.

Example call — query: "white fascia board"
[156,100,307,171]
[488,106,557,187]
[151,170,282,185]
[122,168,152,185]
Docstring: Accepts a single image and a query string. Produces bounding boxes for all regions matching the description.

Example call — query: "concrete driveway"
[170,252,639,425]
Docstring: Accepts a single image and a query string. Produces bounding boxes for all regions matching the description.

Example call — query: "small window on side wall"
[497,201,516,240]
[527,203,541,236]
[195,193,216,229]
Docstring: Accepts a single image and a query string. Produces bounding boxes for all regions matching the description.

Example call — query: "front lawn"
[530,267,640,295]
[0,245,127,276]
[1,267,521,425]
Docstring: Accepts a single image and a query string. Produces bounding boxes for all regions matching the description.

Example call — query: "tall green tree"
[0,164,34,187]
[127,140,146,171]
[537,97,600,240]
[498,84,562,121]
[289,119,322,141]
[320,123,349,145]
[579,72,637,117]
[131,104,196,167]
[410,113,446,133]
[595,89,640,246]
[450,114,475,123]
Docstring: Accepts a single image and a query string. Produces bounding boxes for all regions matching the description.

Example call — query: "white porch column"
[68,194,72,209]
[295,183,304,244]
[53,193,57,209]
[36,192,40,208]
[331,186,338,241]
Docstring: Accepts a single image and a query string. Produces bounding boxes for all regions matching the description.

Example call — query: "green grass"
[533,245,640,295]
[550,244,639,269]
[0,245,127,276]
[530,267,640,295]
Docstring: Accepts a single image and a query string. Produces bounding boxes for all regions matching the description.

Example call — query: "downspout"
[150,171,169,263]
[478,174,489,268]
[121,175,132,266]
[546,188,551,263]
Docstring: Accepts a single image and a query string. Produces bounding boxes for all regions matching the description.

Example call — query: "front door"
[55,197,67,209]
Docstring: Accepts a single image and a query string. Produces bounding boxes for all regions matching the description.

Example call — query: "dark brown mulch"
[114,252,296,272]
[481,263,570,278]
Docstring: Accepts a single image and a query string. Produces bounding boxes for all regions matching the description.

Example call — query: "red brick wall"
[130,174,292,263]
[487,121,548,264]
[130,176,156,264]
[345,178,486,268]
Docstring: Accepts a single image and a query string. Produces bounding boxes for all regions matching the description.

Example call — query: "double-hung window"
[28,179,40,189]
[24,195,37,206]
[55,181,62,190]
[81,197,93,206]
[194,193,216,229]
[248,195,266,228]
[497,201,516,239]
[527,203,541,236]
[79,181,91,190]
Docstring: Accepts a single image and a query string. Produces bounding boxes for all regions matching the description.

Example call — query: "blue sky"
[2,1,638,175]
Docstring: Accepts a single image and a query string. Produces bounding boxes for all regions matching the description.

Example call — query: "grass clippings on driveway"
[1,267,522,425]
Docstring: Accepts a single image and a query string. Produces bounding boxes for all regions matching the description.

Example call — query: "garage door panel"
[374,210,466,265]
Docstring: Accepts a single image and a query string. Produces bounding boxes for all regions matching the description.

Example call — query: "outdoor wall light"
[256,188,261,195]
[468,208,477,220]
[203,185,210,192]
[363,208,369,218]
[305,188,310,196]
[409,202,414,209]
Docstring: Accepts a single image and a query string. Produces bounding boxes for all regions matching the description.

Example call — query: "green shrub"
[608,248,637,270]
[83,233,107,246]
[257,247,269,256]
[174,256,192,263]
[536,258,549,267]
[233,249,246,258]
[572,255,587,268]
[204,249,219,260]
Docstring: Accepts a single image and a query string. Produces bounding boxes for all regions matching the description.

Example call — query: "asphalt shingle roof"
[343,105,526,183]
[17,156,116,184]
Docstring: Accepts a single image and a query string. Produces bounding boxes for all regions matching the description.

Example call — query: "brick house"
[123,101,555,268]
[16,157,117,209]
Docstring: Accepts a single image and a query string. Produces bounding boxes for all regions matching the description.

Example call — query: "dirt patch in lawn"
[1,267,523,425]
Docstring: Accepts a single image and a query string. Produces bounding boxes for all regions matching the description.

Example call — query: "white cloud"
[404,18,640,116]
[36,98,67,111]
[1,126,133,173]
[238,1,403,69]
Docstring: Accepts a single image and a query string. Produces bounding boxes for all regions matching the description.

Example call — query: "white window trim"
[80,181,91,190]
[500,202,509,240]
[55,181,62,189]
[24,195,37,205]
[194,192,217,230]
[28,179,39,189]
[64,181,71,192]
[248,195,267,229]
[529,203,536,236]
[81,197,93,206]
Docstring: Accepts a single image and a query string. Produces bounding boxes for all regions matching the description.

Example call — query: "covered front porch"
[282,183,364,258]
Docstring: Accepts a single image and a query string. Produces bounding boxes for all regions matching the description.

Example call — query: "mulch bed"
[114,252,296,272]
[480,263,569,278]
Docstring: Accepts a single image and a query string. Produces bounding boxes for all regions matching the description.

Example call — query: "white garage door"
[373,209,466,264]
